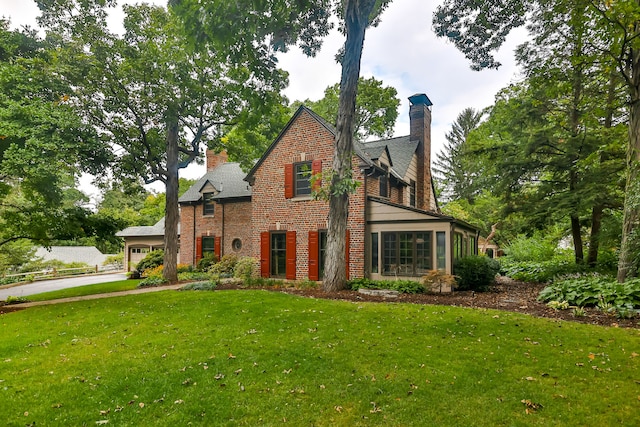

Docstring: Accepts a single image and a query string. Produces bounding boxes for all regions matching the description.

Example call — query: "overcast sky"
[2,0,527,197]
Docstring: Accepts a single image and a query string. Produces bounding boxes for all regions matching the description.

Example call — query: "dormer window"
[379,164,389,198]
[203,192,215,216]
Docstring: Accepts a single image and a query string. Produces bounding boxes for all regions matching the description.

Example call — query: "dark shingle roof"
[179,162,251,203]
[116,217,170,237]
[359,135,418,179]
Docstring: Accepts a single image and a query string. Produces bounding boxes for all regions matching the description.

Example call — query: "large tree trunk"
[163,115,180,283]
[618,21,640,282]
[323,0,376,292]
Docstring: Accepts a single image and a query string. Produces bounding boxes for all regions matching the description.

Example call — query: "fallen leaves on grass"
[521,399,543,414]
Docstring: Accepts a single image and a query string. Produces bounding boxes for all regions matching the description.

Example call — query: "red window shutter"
[214,236,221,260]
[345,229,350,280]
[284,164,294,199]
[286,230,297,280]
[308,231,319,281]
[260,232,270,278]
[311,159,322,191]
[195,236,203,264]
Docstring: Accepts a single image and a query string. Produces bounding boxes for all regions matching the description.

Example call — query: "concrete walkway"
[3,283,186,310]
[0,272,128,300]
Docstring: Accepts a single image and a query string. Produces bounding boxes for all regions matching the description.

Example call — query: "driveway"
[0,272,128,301]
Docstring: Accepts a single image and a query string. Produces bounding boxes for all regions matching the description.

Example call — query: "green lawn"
[1,290,638,426]
[25,279,141,302]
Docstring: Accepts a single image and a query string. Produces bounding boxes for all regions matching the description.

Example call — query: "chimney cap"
[408,93,433,106]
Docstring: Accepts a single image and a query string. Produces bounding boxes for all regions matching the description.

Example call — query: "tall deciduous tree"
[292,76,400,140]
[0,20,114,248]
[38,1,290,282]
[175,0,391,291]
[434,0,637,281]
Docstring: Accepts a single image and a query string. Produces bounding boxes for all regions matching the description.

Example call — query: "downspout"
[449,222,455,277]
[221,202,225,257]
[193,204,196,265]
[363,172,368,278]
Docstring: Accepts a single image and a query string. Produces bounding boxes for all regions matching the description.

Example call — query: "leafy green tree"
[37,1,289,282]
[433,107,484,203]
[434,0,634,279]
[292,77,400,140]
[0,20,113,249]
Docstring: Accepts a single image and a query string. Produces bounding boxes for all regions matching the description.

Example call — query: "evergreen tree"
[433,107,483,203]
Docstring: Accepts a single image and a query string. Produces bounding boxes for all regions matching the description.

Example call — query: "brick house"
[120,93,479,284]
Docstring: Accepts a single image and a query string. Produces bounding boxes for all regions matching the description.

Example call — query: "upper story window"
[409,180,416,207]
[294,161,312,197]
[379,165,389,198]
[203,192,215,216]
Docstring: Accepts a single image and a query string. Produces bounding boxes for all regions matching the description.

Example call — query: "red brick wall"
[179,199,253,265]
[250,109,366,279]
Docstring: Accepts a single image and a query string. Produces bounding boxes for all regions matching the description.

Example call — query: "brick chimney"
[408,93,433,211]
[206,149,228,171]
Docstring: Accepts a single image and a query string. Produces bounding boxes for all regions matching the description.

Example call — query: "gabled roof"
[359,135,418,179]
[179,162,251,203]
[35,246,113,266]
[245,105,375,182]
[116,217,169,237]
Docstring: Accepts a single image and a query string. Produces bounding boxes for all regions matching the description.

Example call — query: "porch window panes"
[382,231,433,276]
[294,162,312,196]
[371,232,379,273]
[382,233,396,274]
[415,232,432,275]
[203,193,215,216]
[469,236,477,255]
[454,233,463,260]
[270,233,287,278]
[399,233,413,275]
[436,231,446,270]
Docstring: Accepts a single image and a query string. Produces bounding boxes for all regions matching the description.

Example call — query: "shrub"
[499,257,585,283]
[177,271,211,281]
[422,270,457,292]
[209,254,239,277]
[135,250,164,274]
[234,257,259,281]
[347,278,425,294]
[244,277,285,287]
[137,276,168,288]
[177,264,193,274]
[181,280,219,291]
[454,256,501,292]
[5,295,28,304]
[142,264,164,278]
[196,253,218,272]
[103,253,124,268]
[503,233,558,262]
[538,274,640,312]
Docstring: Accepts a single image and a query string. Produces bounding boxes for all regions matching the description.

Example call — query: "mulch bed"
[3,277,638,329]
[216,277,639,329]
